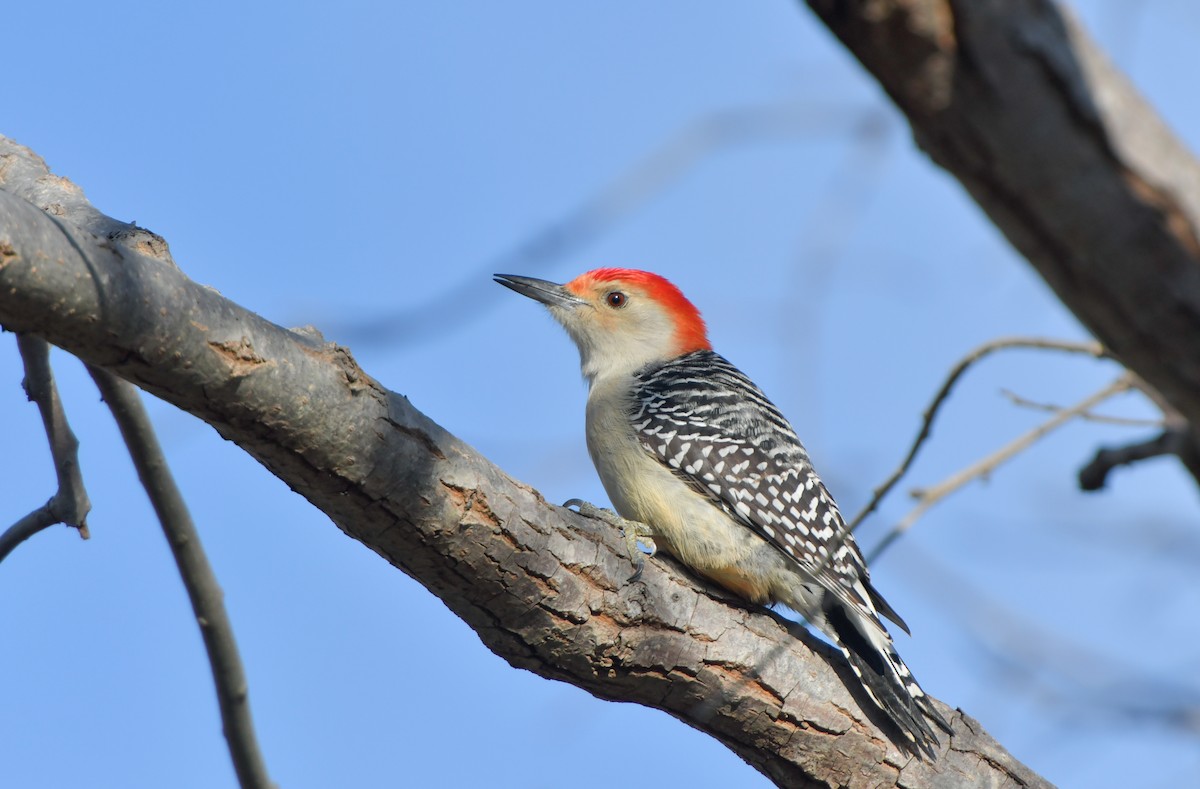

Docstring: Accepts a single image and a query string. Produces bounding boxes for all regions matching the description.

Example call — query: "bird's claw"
[563,498,656,581]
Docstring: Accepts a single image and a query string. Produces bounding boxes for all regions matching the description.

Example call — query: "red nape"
[570,268,711,354]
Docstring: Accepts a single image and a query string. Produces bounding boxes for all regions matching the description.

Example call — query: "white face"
[550,280,680,385]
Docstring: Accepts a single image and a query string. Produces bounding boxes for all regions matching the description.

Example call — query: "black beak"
[494,274,586,310]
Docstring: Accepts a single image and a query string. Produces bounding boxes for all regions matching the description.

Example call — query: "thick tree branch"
[0,142,1044,786]
[803,0,1200,483]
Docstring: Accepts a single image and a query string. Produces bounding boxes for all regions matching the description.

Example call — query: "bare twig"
[87,367,272,789]
[0,335,91,563]
[1126,374,1200,484]
[1003,374,1200,490]
[1128,373,1179,419]
[867,375,1133,563]
[847,337,1108,533]
[17,336,90,530]
[1000,388,1162,427]
[0,506,61,563]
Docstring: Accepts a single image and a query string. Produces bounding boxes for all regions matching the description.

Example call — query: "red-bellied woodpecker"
[495,267,950,755]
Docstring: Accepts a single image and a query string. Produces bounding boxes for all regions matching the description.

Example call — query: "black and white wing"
[628,349,905,632]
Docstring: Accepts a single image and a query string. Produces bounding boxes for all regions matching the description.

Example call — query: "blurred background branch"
[326,103,890,348]
[848,337,1110,534]
[868,374,1134,563]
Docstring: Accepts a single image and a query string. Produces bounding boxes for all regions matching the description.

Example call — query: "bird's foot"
[563,499,657,581]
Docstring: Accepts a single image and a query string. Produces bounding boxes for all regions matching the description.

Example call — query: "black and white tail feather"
[824,601,949,757]
[630,349,951,755]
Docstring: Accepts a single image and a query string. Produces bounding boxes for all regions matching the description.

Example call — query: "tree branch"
[0,140,1045,787]
[869,375,1133,563]
[0,334,91,561]
[1000,387,1160,428]
[803,0,1200,485]
[87,367,273,789]
[0,505,62,563]
[847,336,1107,532]
[1078,429,1194,491]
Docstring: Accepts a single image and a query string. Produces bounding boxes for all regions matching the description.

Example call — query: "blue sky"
[4,2,1200,787]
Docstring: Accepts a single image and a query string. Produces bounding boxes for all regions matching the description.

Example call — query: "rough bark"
[803,0,1200,477]
[0,136,1042,787]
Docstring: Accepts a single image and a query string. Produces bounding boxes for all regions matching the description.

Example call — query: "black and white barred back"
[630,350,879,615]
[628,349,949,754]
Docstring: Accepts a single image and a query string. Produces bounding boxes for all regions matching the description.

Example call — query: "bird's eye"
[605,291,627,308]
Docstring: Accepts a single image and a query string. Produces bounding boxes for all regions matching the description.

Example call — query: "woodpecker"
[495,268,950,755]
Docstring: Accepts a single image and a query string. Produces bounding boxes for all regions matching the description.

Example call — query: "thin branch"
[867,375,1133,563]
[87,367,272,789]
[0,335,91,563]
[0,505,60,563]
[1128,372,1180,420]
[1126,373,1200,484]
[847,337,1108,533]
[1007,372,1200,490]
[1000,387,1162,427]
[17,334,91,531]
